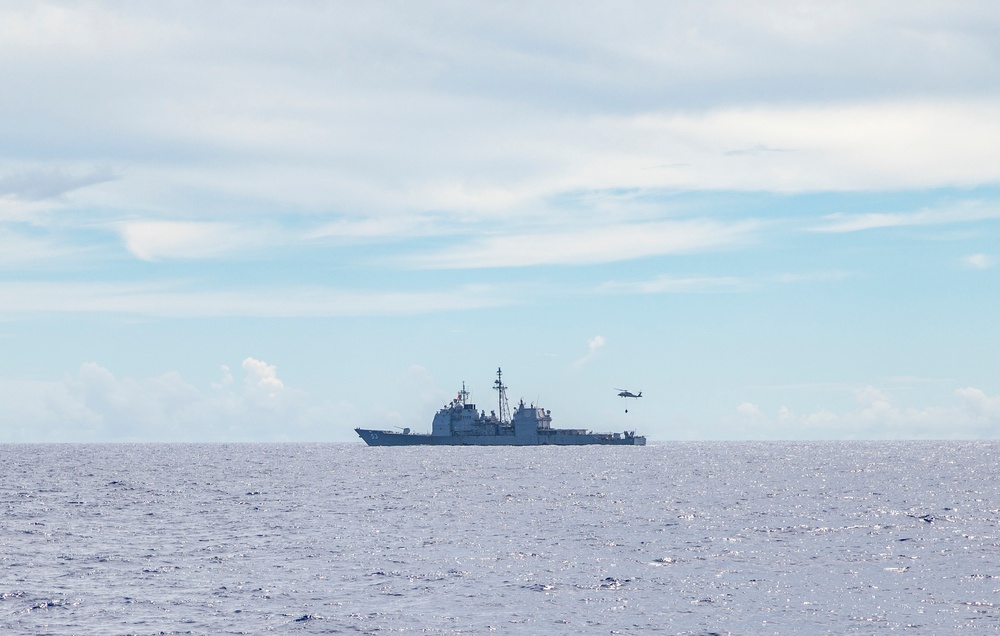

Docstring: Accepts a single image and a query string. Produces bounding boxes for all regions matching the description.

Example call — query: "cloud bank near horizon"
[3,360,998,443]
[0,358,328,442]
[730,385,1000,440]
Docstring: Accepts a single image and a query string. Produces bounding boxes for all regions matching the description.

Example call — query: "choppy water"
[1,442,998,634]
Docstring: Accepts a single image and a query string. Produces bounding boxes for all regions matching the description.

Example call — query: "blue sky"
[2,1,999,441]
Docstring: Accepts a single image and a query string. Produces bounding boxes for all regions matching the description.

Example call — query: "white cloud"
[0,226,74,268]
[405,219,758,269]
[621,100,1000,193]
[963,253,995,269]
[737,402,765,419]
[0,165,116,200]
[118,221,273,261]
[598,270,850,294]
[115,98,1000,220]
[955,387,1000,419]
[5,4,1000,234]
[769,271,853,284]
[212,364,234,389]
[0,3,169,55]
[0,358,340,442]
[54,97,1000,269]
[600,274,747,294]
[728,385,1000,439]
[242,356,284,397]
[574,335,606,367]
[810,201,1000,234]
[305,214,446,242]
[358,99,1000,211]
[0,281,516,317]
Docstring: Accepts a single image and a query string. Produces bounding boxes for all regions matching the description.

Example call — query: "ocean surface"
[1,442,998,635]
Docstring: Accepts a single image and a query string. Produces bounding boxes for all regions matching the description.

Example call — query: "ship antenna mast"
[493,367,512,424]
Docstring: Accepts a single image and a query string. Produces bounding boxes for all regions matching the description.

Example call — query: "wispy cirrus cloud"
[117,221,276,261]
[0,165,117,200]
[0,280,517,317]
[0,226,76,267]
[304,213,464,243]
[599,270,850,295]
[4,4,1000,225]
[600,274,746,295]
[809,201,1000,233]
[403,219,759,269]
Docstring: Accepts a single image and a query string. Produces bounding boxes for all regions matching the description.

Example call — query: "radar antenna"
[493,367,512,425]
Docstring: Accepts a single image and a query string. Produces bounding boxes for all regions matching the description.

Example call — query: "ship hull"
[355,428,646,446]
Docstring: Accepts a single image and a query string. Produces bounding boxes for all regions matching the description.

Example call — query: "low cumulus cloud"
[963,253,995,270]
[730,385,1000,439]
[574,335,606,367]
[0,357,343,442]
[242,356,284,396]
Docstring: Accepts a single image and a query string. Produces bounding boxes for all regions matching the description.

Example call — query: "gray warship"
[355,368,646,446]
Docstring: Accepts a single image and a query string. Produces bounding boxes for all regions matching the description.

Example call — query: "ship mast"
[493,367,512,424]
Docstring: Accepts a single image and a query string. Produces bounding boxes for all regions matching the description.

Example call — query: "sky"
[2,1,1000,442]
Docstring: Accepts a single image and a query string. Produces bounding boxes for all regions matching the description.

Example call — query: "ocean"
[1,442,998,634]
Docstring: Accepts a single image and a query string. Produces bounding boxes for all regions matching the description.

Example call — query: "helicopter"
[616,388,642,413]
